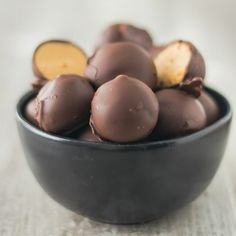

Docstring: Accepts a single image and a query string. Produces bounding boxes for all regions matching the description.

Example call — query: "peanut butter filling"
[34,41,87,80]
[154,41,191,87]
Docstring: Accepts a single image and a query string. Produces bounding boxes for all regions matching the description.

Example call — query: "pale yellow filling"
[35,42,87,80]
[154,42,191,86]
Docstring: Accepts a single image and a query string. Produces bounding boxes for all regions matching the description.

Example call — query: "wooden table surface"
[0,56,236,235]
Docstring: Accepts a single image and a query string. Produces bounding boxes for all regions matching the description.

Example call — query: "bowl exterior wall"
[17,117,231,224]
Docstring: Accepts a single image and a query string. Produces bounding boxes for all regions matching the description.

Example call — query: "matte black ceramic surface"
[16,87,232,224]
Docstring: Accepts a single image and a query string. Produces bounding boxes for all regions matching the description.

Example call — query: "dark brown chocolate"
[34,74,94,134]
[178,77,203,98]
[90,75,159,142]
[96,24,153,50]
[85,42,157,90]
[24,98,38,126]
[198,90,220,125]
[152,89,207,139]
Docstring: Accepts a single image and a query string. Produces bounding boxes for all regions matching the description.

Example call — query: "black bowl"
[16,87,232,224]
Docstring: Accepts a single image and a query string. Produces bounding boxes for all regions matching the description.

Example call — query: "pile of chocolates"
[25,23,220,143]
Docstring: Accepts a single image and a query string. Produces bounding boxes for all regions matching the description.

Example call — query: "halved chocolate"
[32,40,87,90]
[85,42,157,90]
[153,40,205,87]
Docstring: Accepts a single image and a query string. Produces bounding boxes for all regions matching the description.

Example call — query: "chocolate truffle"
[34,74,94,134]
[199,90,220,125]
[76,126,101,142]
[32,40,87,90]
[85,42,157,90]
[96,23,153,50]
[24,98,38,126]
[90,75,159,143]
[153,89,207,139]
[153,40,206,87]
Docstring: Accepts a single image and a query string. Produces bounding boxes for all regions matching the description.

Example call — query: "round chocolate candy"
[34,74,94,134]
[153,89,207,139]
[153,40,206,87]
[85,42,157,90]
[198,90,220,125]
[90,75,159,143]
[32,40,87,90]
[96,23,153,50]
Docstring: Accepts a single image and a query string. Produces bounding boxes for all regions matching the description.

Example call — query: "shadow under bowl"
[16,87,232,224]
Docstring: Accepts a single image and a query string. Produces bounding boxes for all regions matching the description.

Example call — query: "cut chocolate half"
[153,40,205,87]
[32,40,87,90]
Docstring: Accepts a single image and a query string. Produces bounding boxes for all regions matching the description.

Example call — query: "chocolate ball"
[24,98,38,126]
[96,23,153,50]
[199,90,220,125]
[34,74,94,134]
[153,40,206,87]
[85,42,157,90]
[76,126,101,142]
[90,75,159,143]
[153,89,207,139]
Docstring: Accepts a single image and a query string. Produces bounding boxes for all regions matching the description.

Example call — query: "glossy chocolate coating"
[185,41,206,80]
[96,24,153,50]
[90,75,159,143]
[153,89,207,139]
[199,90,220,125]
[85,42,157,90]
[24,98,38,126]
[34,74,94,134]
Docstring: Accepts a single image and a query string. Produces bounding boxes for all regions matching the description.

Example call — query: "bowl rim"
[16,86,232,150]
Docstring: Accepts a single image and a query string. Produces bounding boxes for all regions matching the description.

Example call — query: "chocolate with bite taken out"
[85,42,157,90]
[24,98,38,126]
[34,74,94,134]
[90,75,159,143]
[32,40,87,90]
[199,90,220,125]
[153,40,205,87]
[96,24,153,50]
[152,89,207,140]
